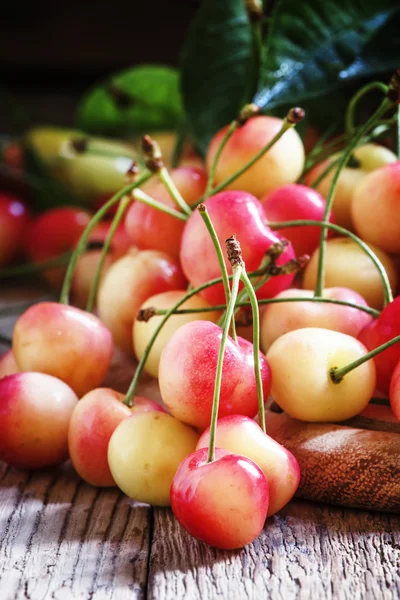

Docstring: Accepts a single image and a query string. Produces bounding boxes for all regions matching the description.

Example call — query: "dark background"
[1,1,200,131]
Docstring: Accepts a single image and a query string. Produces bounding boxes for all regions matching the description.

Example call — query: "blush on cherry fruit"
[180,190,295,306]
[158,320,271,430]
[0,191,31,267]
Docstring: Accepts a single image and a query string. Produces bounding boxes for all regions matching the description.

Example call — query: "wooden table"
[1,287,400,599]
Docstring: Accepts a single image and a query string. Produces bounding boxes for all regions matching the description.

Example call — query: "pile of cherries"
[1,77,400,551]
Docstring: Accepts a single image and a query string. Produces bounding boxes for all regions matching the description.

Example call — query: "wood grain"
[266,411,400,512]
[0,462,151,600]
[148,502,400,600]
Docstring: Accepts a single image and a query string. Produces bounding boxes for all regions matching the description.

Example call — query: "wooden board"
[1,284,400,598]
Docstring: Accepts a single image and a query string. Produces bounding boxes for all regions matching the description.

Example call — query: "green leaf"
[76,65,184,136]
[181,0,400,152]
[255,1,400,110]
[180,0,252,155]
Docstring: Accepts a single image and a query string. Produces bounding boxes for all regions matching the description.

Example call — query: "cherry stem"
[150,295,379,318]
[193,118,296,207]
[269,218,393,305]
[123,264,269,407]
[198,204,237,342]
[0,252,72,279]
[239,268,266,433]
[85,195,131,313]
[132,188,188,221]
[314,97,392,299]
[204,121,236,201]
[207,263,242,463]
[158,167,192,216]
[345,82,388,138]
[330,334,400,384]
[309,156,341,190]
[59,170,153,305]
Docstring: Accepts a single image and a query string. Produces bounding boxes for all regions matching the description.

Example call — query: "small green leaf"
[76,65,184,136]
[180,0,252,155]
[255,1,400,110]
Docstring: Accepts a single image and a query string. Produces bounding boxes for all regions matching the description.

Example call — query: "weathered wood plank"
[0,464,151,600]
[148,501,400,600]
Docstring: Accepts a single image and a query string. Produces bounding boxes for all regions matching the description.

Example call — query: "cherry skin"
[0,192,31,267]
[206,115,304,198]
[358,297,400,394]
[0,349,19,379]
[304,143,396,230]
[303,237,398,310]
[108,411,199,506]
[261,183,335,257]
[24,206,92,287]
[260,287,373,352]
[97,250,187,354]
[68,388,164,487]
[180,190,295,306]
[389,359,400,421]
[197,415,300,516]
[352,162,400,254]
[266,327,376,422]
[133,290,221,378]
[171,447,269,549]
[125,166,207,258]
[12,302,113,397]
[0,372,78,469]
[70,219,134,308]
[158,320,272,430]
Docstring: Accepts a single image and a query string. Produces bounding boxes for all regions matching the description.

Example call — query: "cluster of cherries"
[1,77,400,550]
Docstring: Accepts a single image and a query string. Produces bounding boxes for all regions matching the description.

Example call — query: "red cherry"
[125,166,207,258]
[0,192,31,266]
[389,360,400,421]
[158,320,271,430]
[171,447,269,549]
[180,190,295,305]
[68,387,164,487]
[261,183,335,257]
[358,297,400,394]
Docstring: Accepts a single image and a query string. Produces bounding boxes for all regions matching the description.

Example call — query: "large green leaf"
[181,0,400,152]
[76,65,184,136]
[180,0,252,155]
[255,0,400,110]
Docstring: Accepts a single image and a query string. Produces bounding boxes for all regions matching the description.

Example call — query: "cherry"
[12,302,113,397]
[206,115,304,198]
[170,447,269,549]
[303,237,398,310]
[0,349,19,379]
[180,190,295,306]
[97,250,186,354]
[266,327,376,421]
[25,206,92,287]
[0,372,78,469]
[70,219,133,307]
[262,184,335,257]
[125,166,207,257]
[158,320,271,430]
[0,192,31,267]
[133,289,221,378]
[389,359,400,421]
[197,415,299,516]
[260,287,373,352]
[68,387,164,487]
[352,162,400,253]
[108,411,199,505]
[358,297,400,394]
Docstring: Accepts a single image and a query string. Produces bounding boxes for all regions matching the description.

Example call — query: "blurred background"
[0,1,200,132]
